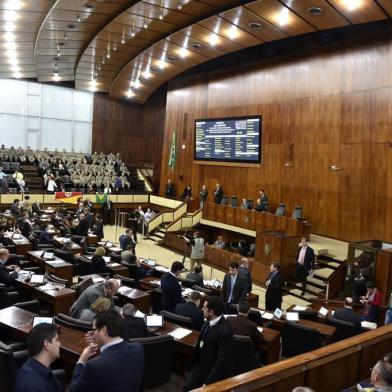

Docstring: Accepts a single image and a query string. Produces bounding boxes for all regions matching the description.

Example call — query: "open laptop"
[146,315,163,328]
[147,259,156,267]
[32,316,54,327]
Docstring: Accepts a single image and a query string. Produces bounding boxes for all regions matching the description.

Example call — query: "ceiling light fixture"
[209,34,219,46]
[53,73,60,82]
[64,33,68,40]
[126,89,134,98]
[192,42,202,49]
[227,26,238,40]
[178,47,188,58]
[4,10,17,21]
[77,13,81,22]
[249,22,262,30]
[143,13,148,29]
[177,0,183,10]
[13,71,22,78]
[6,0,21,10]
[342,0,362,11]
[121,35,125,44]
[276,7,290,26]
[106,52,110,59]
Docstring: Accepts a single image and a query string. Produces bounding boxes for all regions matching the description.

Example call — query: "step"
[149,235,163,243]
[295,283,325,294]
[306,276,327,287]
[289,288,318,300]
[153,231,165,239]
[313,268,334,280]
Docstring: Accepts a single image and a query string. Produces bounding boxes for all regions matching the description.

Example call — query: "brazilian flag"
[168,130,176,171]
[95,192,108,204]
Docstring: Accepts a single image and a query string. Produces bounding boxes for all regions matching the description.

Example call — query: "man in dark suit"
[226,300,264,348]
[175,291,204,330]
[10,198,21,217]
[121,303,149,339]
[69,311,144,392]
[333,297,362,331]
[92,214,104,241]
[259,189,268,209]
[75,213,89,236]
[161,261,184,312]
[265,262,284,311]
[221,262,248,310]
[183,296,233,391]
[239,257,252,294]
[352,268,369,302]
[165,178,175,198]
[70,279,119,318]
[17,211,33,238]
[294,237,315,295]
[213,183,223,204]
[0,248,20,286]
[14,323,62,392]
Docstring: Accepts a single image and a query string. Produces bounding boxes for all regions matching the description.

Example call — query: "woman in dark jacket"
[91,246,111,274]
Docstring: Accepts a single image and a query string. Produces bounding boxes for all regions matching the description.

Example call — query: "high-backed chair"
[78,256,95,276]
[282,321,322,358]
[47,273,69,287]
[247,200,254,209]
[54,248,72,263]
[221,195,228,205]
[179,278,197,288]
[113,274,137,289]
[75,277,93,298]
[109,252,122,262]
[325,316,359,341]
[291,205,303,219]
[128,335,174,389]
[54,314,92,332]
[149,287,162,314]
[0,340,27,392]
[297,310,319,321]
[232,335,258,376]
[161,310,194,329]
[14,300,40,314]
[70,235,84,245]
[230,196,238,208]
[120,261,143,280]
[192,285,212,295]
[275,203,286,216]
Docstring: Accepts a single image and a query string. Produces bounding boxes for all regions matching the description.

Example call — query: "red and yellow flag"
[55,192,83,204]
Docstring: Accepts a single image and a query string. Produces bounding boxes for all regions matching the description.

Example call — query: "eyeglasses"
[90,327,100,332]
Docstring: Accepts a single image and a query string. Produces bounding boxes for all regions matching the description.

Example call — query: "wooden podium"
[253,230,300,282]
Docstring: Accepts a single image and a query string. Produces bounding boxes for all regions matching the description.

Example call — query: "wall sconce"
[329,165,340,171]
[181,144,186,150]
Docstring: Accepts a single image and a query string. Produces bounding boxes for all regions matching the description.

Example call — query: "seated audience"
[175,291,204,330]
[38,226,52,245]
[73,213,89,236]
[226,300,264,348]
[240,198,249,209]
[361,281,381,322]
[212,235,226,249]
[333,297,362,331]
[0,248,20,286]
[79,297,112,323]
[17,211,33,238]
[13,169,25,193]
[70,279,119,318]
[0,225,13,246]
[69,311,144,392]
[121,303,149,339]
[238,239,250,256]
[11,198,21,217]
[186,264,204,287]
[91,247,111,274]
[370,359,392,391]
[239,257,252,294]
[14,323,62,392]
[120,251,150,278]
[161,261,184,312]
[254,198,264,212]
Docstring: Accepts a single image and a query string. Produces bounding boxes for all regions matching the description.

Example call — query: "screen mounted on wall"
[194,116,262,163]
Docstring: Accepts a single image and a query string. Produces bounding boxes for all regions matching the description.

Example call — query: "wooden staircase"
[21,164,42,193]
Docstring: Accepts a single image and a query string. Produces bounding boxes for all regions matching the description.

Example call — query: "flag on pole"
[95,192,108,204]
[168,130,176,171]
[55,192,82,204]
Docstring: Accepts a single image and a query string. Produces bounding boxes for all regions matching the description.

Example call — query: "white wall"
[0,80,93,153]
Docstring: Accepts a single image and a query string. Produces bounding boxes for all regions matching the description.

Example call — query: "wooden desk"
[84,254,129,277]
[97,241,122,254]
[54,237,83,255]
[117,286,150,313]
[14,278,76,315]
[86,234,97,247]
[26,250,74,284]
[7,234,32,256]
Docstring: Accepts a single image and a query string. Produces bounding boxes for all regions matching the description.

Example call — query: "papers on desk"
[103,256,111,264]
[286,312,299,321]
[318,307,329,316]
[46,259,64,265]
[257,327,263,333]
[92,277,105,283]
[251,308,265,317]
[150,280,161,286]
[110,247,122,252]
[39,283,65,291]
[292,305,307,311]
[117,286,130,294]
[135,310,145,318]
[204,279,221,288]
[109,263,121,267]
[168,327,193,340]
[182,288,194,297]
[30,274,45,284]
[155,266,169,273]
[361,321,377,330]
[262,312,274,320]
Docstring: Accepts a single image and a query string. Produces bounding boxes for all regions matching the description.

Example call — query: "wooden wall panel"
[92,88,166,186]
[159,24,392,242]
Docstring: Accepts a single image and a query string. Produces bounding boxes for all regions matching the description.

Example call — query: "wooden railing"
[166,208,203,232]
[136,168,153,192]
[192,325,392,392]
[325,260,346,300]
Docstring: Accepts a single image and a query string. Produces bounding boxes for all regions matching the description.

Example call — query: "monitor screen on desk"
[147,259,156,266]
[32,316,54,327]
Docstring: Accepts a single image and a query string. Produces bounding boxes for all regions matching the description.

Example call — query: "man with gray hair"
[121,303,149,340]
[371,360,392,391]
[70,279,119,318]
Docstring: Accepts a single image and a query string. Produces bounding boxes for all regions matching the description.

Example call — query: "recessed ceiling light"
[63,33,68,40]
[121,36,125,44]
[13,71,22,78]
[77,14,82,23]
[67,23,76,29]
[4,22,15,31]
[106,52,110,59]
[276,8,289,26]
[150,65,158,72]
[342,0,362,11]
[168,54,176,61]
[192,42,202,49]
[126,89,134,98]
[58,42,65,46]
[249,22,262,30]
[307,7,324,15]
[177,0,183,10]
[84,2,95,10]
[53,73,60,82]
[159,13,163,20]
[209,35,219,47]
[178,48,188,58]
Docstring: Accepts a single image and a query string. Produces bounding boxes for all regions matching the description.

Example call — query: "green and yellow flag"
[95,192,108,204]
[168,130,176,171]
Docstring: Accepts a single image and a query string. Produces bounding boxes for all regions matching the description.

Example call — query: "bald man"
[0,248,20,286]
[70,279,120,318]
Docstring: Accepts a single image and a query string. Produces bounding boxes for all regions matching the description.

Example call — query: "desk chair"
[325,316,359,341]
[275,203,286,216]
[55,314,92,332]
[161,310,194,329]
[128,335,174,389]
[47,273,69,287]
[120,261,143,280]
[54,249,72,263]
[221,195,228,205]
[297,310,319,321]
[282,321,322,358]
[113,274,137,289]
[179,278,197,288]
[74,277,93,298]
[78,256,95,276]
[230,196,238,207]
[232,335,258,376]
[14,300,40,314]
[109,252,121,262]
[192,285,212,295]
[291,205,303,219]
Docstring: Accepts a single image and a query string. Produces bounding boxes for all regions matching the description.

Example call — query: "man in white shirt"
[47,175,58,193]
[294,237,315,295]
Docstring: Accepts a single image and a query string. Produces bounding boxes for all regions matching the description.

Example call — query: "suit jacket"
[199,189,208,202]
[91,255,110,274]
[0,262,17,286]
[69,341,144,392]
[226,314,264,347]
[265,271,284,308]
[175,302,204,330]
[76,218,89,236]
[352,277,367,302]
[221,273,248,305]
[122,316,149,340]
[190,317,233,385]
[165,183,174,197]
[161,272,183,312]
[213,187,223,204]
[17,218,32,238]
[70,283,114,318]
[92,220,104,240]
[239,266,252,294]
[333,307,362,331]
[296,246,315,271]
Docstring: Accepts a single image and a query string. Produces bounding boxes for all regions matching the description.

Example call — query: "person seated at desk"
[79,297,112,323]
[0,225,14,246]
[31,201,42,216]
[226,300,264,348]
[361,281,381,323]
[239,257,252,295]
[70,279,119,318]
[369,359,392,392]
[91,247,111,274]
[0,248,20,286]
[212,235,226,249]
[221,262,248,311]
[91,214,104,241]
[121,249,151,278]
[180,185,192,200]
[186,264,204,287]
[175,291,204,331]
[161,261,184,312]
[119,229,136,252]
[60,241,80,264]
[69,310,144,392]
[240,198,249,209]
[254,198,264,212]
[14,323,62,392]
[38,226,53,245]
[72,213,89,237]
[121,303,149,339]
[333,297,362,331]
[17,211,33,238]
[11,198,21,217]
[238,239,250,256]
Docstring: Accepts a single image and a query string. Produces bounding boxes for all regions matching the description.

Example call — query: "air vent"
[249,22,262,30]
[58,42,65,46]
[168,55,176,61]
[192,42,202,49]
[67,23,76,29]
[307,6,324,15]
[53,57,60,61]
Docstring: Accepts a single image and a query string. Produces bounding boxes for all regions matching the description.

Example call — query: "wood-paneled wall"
[92,88,166,186]
[159,25,392,242]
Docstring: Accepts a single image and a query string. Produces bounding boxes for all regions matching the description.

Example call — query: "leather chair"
[161,310,194,329]
[47,273,69,287]
[128,335,174,388]
[14,300,40,313]
[221,195,228,205]
[282,321,322,358]
[192,285,212,295]
[113,274,137,289]
[325,316,359,341]
[297,310,319,321]
[54,248,72,263]
[70,235,84,245]
[0,340,27,392]
[54,314,92,332]
[78,256,95,276]
[248,309,263,326]
[149,287,162,314]
[110,252,122,262]
[75,277,93,298]
[232,335,258,376]
[179,278,197,288]
[120,261,143,280]
[291,205,303,219]
[275,203,286,216]
[230,196,238,208]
